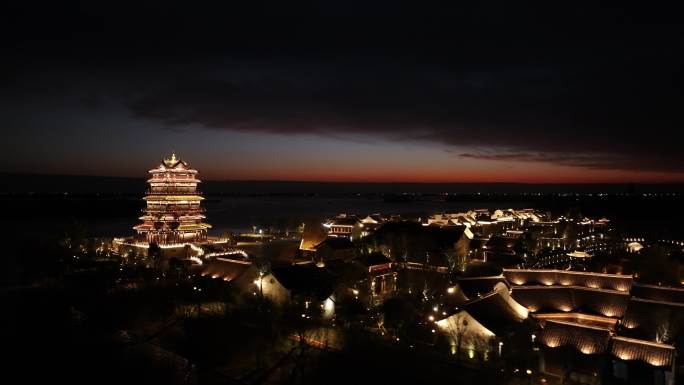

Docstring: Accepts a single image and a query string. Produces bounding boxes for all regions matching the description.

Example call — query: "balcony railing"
[141,207,205,214]
[145,189,202,195]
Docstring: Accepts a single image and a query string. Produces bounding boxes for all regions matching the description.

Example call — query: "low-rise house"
[354,252,397,306]
[323,214,363,240]
[199,257,262,294]
[259,263,337,318]
[359,214,386,237]
[435,282,529,360]
[314,237,357,265]
[299,221,328,253]
[241,238,305,266]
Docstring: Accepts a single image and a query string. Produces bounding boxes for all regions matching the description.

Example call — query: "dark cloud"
[124,54,684,172]
[459,153,632,170]
[3,2,684,175]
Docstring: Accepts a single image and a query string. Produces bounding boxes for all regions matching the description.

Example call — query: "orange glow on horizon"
[26,151,684,185]
[198,168,684,184]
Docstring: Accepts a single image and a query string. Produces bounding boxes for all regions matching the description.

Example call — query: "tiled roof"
[271,264,336,300]
[503,269,632,292]
[456,276,507,298]
[610,336,675,367]
[317,236,355,250]
[327,217,360,226]
[621,297,684,332]
[532,313,619,331]
[460,284,528,336]
[631,283,684,304]
[438,283,528,336]
[511,286,630,318]
[540,319,612,355]
[201,258,254,282]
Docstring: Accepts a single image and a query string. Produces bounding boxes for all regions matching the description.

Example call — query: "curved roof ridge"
[611,336,675,348]
[544,319,613,332]
[629,297,684,307]
[504,268,631,279]
[633,282,684,292]
[512,285,630,295]
[457,275,505,280]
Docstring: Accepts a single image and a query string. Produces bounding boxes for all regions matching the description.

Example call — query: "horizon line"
[2,172,684,186]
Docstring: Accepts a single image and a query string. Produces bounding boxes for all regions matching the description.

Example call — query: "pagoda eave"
[143,195,204,201]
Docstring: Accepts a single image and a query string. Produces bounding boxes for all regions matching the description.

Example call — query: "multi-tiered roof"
[134,153,211,244]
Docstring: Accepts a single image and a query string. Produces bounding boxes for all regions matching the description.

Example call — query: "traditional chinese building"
[323,214,363,239]
[438,269,678,385]
[133,153,211,245]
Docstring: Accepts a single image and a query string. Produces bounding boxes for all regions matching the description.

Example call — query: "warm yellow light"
[580,347,594,354]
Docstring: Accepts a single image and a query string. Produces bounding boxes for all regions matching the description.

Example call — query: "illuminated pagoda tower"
[134,153,211,245]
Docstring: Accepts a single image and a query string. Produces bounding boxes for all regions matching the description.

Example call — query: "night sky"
[2,2,683,183]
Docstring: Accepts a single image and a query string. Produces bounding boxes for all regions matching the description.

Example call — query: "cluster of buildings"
[438,269,681,385]
[302,209,616,272]
[195,210,680,384]
[424,209,613,264]
[198,250,396,315]
[108,155,681,385]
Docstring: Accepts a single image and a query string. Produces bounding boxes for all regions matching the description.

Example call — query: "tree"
[168,257,184,279]
[501,321,537,373]
[148,242,161,259]
[562,222,578,250]
[445,249,467,275]
[449,316,469,360]
[381,295,419,335]
[519,231,540,257]
[148,242,162,269]
[335,296,367,326]
[60,220,87,252]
